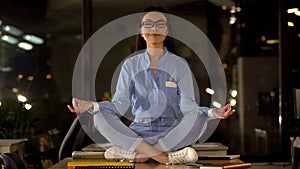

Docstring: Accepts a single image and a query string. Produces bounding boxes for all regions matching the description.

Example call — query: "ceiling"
[0,0,235,38]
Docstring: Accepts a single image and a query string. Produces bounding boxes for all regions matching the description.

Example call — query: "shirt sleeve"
[109,60,132,116]
[176,58,216,118]
[87,60,132,116]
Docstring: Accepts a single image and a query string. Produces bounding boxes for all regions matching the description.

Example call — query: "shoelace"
[114,150,135,162]
[168,151,187,165]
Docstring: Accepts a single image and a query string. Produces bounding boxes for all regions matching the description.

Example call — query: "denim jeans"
[93,108,207,152]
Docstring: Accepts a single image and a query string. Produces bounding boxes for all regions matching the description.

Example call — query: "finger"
[222,109,235,118]
[67,105,76,113]
[72,98,80,109]
[224,104,231,111]
[72,98,77,107]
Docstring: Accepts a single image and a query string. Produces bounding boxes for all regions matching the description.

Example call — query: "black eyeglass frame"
[141,20,168,28]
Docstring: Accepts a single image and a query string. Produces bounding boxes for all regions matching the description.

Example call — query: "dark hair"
[135,6,177,55]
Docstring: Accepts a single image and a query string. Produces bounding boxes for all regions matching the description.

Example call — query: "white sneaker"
[104,146,136,162]
[168,147,198,165]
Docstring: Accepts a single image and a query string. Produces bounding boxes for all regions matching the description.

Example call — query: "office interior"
[0,0,299,168]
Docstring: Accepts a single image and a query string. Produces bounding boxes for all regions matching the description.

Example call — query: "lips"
[148,33,163,36]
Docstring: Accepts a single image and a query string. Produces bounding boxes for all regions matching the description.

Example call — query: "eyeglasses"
[142,20,167,28]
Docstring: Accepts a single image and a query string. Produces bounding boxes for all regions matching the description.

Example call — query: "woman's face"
[140,11,168,48]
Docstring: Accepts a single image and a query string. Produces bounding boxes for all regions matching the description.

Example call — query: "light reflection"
[18,42,33,51]
[3,25,23,36]
[1,35,19,44]
[23,34,44,45]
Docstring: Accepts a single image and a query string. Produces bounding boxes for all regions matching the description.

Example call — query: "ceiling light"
[24,103,32,110]
[266,39,279,44]
[287,8,299,13]
[1,35,19,44]
[17,94,27,102]
[3,25,23,36]
[229,16,237,24]
[288,22,295,27]
[0,66,13,72]
[230,98,237,106]
[221,5,227,10]
[212,101,222,108]
[23,34,44,45]
[18,42,33,51]
[27,76,34,81]
[230,6,236,13]
[295,11,300,16]
[12,88,19,93]
[230,90,238,97]
[205,88,215,95]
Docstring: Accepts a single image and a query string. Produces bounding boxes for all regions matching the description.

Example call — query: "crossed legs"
[93,109,206,163]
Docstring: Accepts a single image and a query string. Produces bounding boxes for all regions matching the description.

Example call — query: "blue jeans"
[129,117,177,145]
[93,108,208,152]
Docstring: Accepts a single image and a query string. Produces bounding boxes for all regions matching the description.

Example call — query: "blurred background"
[0,0,299,167]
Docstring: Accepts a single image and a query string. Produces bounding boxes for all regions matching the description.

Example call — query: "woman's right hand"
[67,98,93,114]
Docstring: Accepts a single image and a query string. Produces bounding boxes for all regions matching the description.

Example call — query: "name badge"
[165,81,177,88]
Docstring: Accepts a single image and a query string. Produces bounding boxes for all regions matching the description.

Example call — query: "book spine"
[72,154,105,159]
[223,163,251,169]
[74,166,134,169]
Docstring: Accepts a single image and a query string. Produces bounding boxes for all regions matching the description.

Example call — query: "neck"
[147,47,164,62]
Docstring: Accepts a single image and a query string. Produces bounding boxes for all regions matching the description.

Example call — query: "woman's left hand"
[212,103,235,119]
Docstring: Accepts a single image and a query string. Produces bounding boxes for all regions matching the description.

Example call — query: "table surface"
[0,139,27,145]
[49,157,253,169]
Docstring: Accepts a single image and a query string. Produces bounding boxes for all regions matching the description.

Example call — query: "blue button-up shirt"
[98,49,210,122]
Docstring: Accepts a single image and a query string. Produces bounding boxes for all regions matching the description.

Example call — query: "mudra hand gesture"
[67,98,93,114]
[212,103,235,119]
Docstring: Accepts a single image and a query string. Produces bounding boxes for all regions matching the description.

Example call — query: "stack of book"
[192,142,229,156]
[72,143,111,160]
[67,161,134,169]
[70,143,134,168]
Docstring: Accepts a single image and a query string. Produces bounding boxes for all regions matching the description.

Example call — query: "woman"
[68,6,234,165]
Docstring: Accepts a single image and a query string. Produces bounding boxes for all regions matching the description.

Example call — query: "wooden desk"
[49,158,252,169]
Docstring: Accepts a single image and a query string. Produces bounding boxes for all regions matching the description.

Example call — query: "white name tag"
[165,81,177,88]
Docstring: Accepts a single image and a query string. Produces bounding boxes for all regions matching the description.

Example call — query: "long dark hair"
[135,6,178,55]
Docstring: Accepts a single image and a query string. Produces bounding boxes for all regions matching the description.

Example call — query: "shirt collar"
[143,47,169,68]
